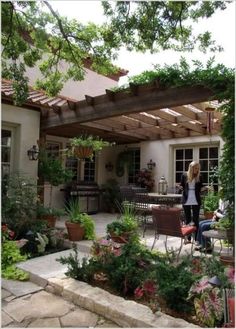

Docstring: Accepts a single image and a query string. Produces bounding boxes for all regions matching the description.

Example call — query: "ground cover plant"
[58,238,234,327]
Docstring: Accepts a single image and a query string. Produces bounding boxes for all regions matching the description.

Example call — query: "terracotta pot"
[110,232,130,244]
[73,146,93,159]
[220,255,235,267]
[42,214,57,228]
[65,221,85,241]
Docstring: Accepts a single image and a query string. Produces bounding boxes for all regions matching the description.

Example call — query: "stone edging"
[46,276,199,328]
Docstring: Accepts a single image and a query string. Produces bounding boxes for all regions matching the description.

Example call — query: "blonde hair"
[187,161,200,182]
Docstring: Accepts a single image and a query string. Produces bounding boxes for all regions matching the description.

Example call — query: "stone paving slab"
[1,279,43,297]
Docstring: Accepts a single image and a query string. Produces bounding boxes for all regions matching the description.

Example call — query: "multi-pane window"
[199,147,219,191]
[65,142,79,181]
[128,148,140,184]
[46,142,60,158]
[175,148,193,183]
[1,129,12,178]
[84,156,95,182]
[174,145,219,190]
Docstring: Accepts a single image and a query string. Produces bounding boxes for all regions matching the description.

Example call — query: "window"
[128,148,140,184]
[199,147,219,191]
[175,148,193,183]
[174,145,219,190]
[46,142,60,158]
[84,156,95,182]
[1,129,12,178]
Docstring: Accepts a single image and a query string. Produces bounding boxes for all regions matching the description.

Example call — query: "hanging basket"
[72,146,93,159]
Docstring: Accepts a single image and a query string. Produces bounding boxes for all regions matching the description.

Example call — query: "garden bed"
[57,240,235,328]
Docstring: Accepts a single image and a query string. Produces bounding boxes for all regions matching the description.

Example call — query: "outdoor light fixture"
[105,161,114,172]
[147,159,156,170]
[208,276,222,286]
[27,145,39,161]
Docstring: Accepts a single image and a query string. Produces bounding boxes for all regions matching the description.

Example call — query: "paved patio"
[56,211,230,256]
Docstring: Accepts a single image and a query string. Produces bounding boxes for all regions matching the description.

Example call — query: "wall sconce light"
[105,161,114,172]
[27,145,39,160]
[147,159,156,170]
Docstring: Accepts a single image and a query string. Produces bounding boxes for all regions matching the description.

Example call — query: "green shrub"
[2,240,29,281]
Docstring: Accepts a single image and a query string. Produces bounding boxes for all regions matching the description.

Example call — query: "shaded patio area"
[56,212,232,257]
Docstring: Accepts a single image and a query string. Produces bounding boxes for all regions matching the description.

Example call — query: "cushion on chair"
[228,297,235,326]
[181,226,196,236]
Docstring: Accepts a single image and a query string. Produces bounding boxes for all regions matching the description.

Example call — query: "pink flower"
[134,286,144,299]
[225,266,235,285]
[143,280,156,296]
[190,276,211,294]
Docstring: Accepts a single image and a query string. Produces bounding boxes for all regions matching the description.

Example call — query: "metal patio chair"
[151,206,197,260]
[132,187,153,237]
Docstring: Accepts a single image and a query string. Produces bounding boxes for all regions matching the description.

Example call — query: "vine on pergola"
[116,58,235,224]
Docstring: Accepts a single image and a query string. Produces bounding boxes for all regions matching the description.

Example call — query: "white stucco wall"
[140,135,224,192]
[2,104,40,179]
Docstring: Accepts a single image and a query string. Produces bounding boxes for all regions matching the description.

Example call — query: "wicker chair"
[151,207,197,260]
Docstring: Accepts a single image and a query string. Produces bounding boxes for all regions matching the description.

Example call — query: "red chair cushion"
[181,226,196,236]
[228,297,235,326]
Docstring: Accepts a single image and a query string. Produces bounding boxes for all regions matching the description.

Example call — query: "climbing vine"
[115,58,235,223]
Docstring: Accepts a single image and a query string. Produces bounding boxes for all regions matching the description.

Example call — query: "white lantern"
[158,175,168,195]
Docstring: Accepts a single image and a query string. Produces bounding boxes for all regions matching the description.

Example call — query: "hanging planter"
[67,135,113,160]
[72,146,93,159]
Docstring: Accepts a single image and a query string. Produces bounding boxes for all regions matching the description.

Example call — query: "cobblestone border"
[46,276,199,328]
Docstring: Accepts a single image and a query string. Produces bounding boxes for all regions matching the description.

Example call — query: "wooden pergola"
[2,79,222,144]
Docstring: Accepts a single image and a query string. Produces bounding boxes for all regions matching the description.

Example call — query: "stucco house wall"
[2,103,40,179]
[25,58,119,101]
[140,135,224,192]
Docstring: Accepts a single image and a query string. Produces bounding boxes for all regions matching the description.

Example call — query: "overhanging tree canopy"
[1,0,230,101]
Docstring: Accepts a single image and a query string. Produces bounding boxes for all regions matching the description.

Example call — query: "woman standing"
[180,161,203,242]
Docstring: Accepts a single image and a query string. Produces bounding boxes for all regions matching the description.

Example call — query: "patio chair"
[223,288,235,328]
[151,207,197,260]
[119,186,135,204]
[132,187,153,237]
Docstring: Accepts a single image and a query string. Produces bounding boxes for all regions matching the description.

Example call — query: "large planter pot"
[65,221,85,241]
[41,214,57,228]
[72,146,93,159]
[220,255,235,267]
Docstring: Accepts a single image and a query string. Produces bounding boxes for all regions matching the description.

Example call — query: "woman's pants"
[196,219,212,247]
[183,204,201,240]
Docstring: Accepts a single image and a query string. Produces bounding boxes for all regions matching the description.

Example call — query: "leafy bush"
[2,240,29,281]
[2,172,39,238]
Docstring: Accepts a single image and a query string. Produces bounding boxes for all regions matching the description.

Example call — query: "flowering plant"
[136,168,155,191]
[134,279,159,313]
[2,224,15,242]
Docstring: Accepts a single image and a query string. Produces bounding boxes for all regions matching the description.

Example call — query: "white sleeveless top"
[184,180,198,205]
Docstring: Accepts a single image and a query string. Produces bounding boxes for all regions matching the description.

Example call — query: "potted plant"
[203,191,219,219]
[136,168,155,192]
[38,149,73,226]
[65,198,96,241]
[37,205,65,228]
[67,135,113,160]
[106,202,138,243]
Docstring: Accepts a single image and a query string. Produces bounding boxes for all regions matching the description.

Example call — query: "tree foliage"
[1,1,231,102]
[102,1,228,53]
